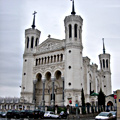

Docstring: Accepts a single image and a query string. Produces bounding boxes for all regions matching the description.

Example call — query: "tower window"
[74,24,77,38]
[35,38,38,46]
[31,37,34,48]
[100,60,102,69]
[106,59,108,68]
[69,24,72,38]
[27,37,29,48]
[103,59,105,68]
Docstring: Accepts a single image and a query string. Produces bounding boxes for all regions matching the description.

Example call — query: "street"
[0,118,95,120]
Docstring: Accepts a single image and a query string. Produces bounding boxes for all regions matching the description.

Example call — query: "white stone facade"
[20,7,112,107]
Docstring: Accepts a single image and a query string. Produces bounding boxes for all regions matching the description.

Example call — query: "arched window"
[51,56,53,63]
[54,55,56,62]
[36,59,38,66]
[39,58,40,65]
[35,38,38,46]
[61,54,63,61]
[106,59,108,68]
[103,59,105,68]
[100,60,102,69]
[31,37,34,48]
[74,24,77,38]
[45,57,47,64]
[57,55,59,62]
[27,37,29,48]
[69,24,72,38]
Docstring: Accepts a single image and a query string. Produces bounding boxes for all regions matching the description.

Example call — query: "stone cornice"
[64,89,81,92]
[65,43,83,50]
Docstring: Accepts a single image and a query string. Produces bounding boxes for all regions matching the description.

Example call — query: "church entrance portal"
[34,70,64,106]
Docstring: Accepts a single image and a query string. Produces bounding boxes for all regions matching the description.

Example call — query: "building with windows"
[20,1,112,107]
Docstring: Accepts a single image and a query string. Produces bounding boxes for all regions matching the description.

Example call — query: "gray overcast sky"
[0,0,120,97]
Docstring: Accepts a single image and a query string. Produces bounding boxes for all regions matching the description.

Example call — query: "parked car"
[33,109,45,119]
[110,111,116,120]
[6,110,20,119]
[20,110,34,118]
[44,111,59,118]
[59,111,68,118]
[95,112,113,120]
[0,111,7,118]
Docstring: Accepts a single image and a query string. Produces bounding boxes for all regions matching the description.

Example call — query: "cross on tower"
[33,11,37,16]
[31,11,37,29]
[70,0,76,15]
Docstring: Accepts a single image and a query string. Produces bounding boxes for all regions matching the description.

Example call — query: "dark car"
[6,110,20,119]
[59,111,68,119]
[33,109,45,119]
[0,111,7,118]
[20,110,34,118]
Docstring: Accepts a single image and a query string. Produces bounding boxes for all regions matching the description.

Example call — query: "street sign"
[114,95,117,99]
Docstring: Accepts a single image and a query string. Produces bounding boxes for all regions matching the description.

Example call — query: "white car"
[44,111,59,118]
[110,111,116,120]
[95,112,113,120]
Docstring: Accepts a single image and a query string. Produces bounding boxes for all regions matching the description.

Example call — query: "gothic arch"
[45,71,52,81]
[54,70,62,80]
[53,67,64,77]
[107,101,113,106]
[36,73,42,88]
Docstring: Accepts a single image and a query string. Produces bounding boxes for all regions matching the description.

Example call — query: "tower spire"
[102,38,106,54]
[71,0,76,15]
[31,11,37,29]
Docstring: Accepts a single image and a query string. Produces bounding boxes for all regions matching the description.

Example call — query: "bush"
[57,106,67,114]
[47,106,55,112]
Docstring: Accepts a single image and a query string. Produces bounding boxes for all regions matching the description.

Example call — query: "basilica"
[20,1,112,107]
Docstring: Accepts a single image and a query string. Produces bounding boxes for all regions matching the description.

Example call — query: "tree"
[98,88,105,111]
[81,88,86,114]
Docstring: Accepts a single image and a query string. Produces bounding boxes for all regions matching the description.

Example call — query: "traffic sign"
[114,95,117,99]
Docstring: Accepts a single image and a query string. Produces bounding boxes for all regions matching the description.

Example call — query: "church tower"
[21,12,41,103]
[64,0,83,106]
[99,38,112,95]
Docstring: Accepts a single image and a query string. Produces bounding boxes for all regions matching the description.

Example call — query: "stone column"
[42,78,46,111]
[51,77,55,106]
[33,80,37,104]
[62,77,64,106]
[49,57,51,63]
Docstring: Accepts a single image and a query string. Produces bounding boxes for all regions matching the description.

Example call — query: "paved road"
[0,118,95,120]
